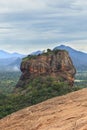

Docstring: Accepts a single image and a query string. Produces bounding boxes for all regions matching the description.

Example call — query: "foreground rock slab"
[1,88,87,130]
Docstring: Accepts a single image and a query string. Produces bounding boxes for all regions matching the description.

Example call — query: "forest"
[0,72,21,94]
[0,70,86,119]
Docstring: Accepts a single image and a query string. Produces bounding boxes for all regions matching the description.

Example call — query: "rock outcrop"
[17,50,76,87]
[1,88,87,130]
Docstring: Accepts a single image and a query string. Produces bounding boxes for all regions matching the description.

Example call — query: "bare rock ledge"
[1,88,87,130]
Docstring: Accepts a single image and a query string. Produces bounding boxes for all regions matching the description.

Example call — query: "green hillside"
[0,76,80,119]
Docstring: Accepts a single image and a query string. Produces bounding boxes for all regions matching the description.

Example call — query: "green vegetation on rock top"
[22,49,67,62]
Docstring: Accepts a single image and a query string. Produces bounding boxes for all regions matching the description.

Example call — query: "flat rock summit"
[17,50,76,87]
[1,88,87,130]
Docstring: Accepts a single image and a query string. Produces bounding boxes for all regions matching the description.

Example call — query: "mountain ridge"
[0,50,25,59]
[54,45,87,71]
[0,50,25,71]
[0,45,87,71]
[54,44,87,55]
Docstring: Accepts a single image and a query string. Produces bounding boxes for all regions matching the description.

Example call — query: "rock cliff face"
[17,50,76,87]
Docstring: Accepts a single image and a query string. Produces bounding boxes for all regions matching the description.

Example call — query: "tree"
[47,49,52,53]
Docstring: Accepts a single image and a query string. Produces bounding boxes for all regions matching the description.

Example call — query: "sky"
[0,0,87,54]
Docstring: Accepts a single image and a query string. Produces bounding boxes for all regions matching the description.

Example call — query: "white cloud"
[72,0,87,9]
[0,0,86,14]
[0,0,47,13]
[0,0,87,53]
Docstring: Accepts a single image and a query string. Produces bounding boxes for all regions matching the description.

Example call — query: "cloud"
[0,0,47,13]
[0,0,87,53]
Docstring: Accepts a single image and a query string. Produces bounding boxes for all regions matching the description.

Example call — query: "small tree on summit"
[47,49,52,53]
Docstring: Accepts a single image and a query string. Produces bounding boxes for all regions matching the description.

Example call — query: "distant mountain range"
[0,51,25,72]
[0,50,25,59]
[0,45,87,72]
[30,50,43,55]
[0,50,43,72]
[54,45,87,71]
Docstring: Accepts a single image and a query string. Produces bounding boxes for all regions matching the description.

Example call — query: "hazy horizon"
[1,43,87,55]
